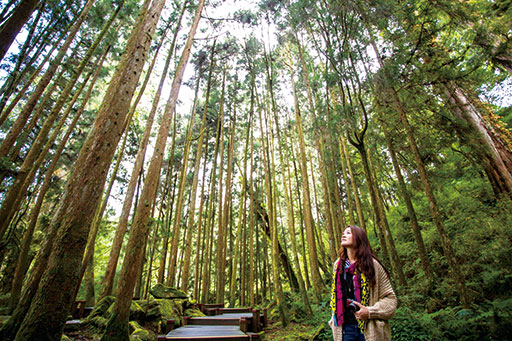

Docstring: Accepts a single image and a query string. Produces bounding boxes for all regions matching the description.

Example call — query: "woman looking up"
[329,225,397,341]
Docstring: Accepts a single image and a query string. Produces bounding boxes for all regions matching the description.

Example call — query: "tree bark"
[0,0,95,161]
[102,1,203,338]
[0,5,120,238]
[0,0,40,62]
[8,0,162,338]
[98,6,185,298]
[6,47,108,314]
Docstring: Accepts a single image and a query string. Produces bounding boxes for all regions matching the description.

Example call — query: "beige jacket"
[329,258,397,341]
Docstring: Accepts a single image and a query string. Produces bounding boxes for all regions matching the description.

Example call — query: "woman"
[329,225,397,341]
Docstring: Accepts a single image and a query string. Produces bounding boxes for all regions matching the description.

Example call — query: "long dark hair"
[338,225,383,287]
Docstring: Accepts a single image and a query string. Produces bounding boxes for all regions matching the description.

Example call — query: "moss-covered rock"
[86,296,115,322]
[184,308,205,317]
[105,300,145,322]
[150,284,188,299]
[87,315,109,328]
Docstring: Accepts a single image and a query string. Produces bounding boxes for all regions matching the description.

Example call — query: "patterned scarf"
[330,258,369,334]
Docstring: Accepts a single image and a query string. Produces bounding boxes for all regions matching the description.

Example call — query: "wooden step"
[165,325,256,340]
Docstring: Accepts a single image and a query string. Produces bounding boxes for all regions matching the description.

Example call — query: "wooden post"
[240,317,248,333]
[252,309,259,332]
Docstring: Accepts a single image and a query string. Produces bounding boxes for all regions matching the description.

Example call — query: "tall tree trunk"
[220,108,237,304]
[6,46,108,314]
[381,119,433,281]
[0,0,44,113]
[214,74,226,302]
[366,142,406,286]
[0,41,56,126]
[292,42,339,262]
[98,3,186,298]
[441,82,512,198]
[291,73,324,299]
[102,1,203,338]
[0,0,40,62]
[84,252,95,306]
[0,0,95,161]
[193,129,209,299]
[0,5,120,243]
[340,135,366,230]
[200,94,222,303]
[395,91,471,305]
[168,71,204,288]
[282,128,313,318]
[229,91,252,307]
[74,129,129,301]
[5,0,162,338]
[181,72,211,292]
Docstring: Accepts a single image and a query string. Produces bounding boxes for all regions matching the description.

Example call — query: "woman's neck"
[346,248,356,263]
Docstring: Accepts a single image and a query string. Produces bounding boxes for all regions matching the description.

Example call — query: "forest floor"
[263,321,328,340]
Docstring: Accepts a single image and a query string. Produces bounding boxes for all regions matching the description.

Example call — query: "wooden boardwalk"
[161,308,265,340]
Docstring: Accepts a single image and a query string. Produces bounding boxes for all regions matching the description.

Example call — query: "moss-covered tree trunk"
[442,82,512,198]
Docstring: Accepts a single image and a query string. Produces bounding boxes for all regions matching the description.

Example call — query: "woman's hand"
[352,301,369,320]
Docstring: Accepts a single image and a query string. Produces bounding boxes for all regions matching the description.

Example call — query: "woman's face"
[341,227,354,248]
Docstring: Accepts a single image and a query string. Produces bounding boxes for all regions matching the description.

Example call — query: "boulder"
[107,300,145,322]
[150,284,188,299]
[86,296,115,322]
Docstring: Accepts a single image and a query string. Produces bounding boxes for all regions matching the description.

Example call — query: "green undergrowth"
[263,289,512,340]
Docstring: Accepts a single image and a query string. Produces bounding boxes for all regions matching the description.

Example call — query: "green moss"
[86,296,115,321]
[149,284,187,299]
[106,300,145,322]
[130,327,152,341]
[87,315,109,328]
[129,321,143,334]
[155,299,181,319]
[101,311,130,341]
[184,308,205,317]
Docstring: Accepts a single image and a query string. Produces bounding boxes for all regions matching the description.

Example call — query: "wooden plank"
[219,307,252,314]
[166,325,250,340]
[184,316,241,326]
